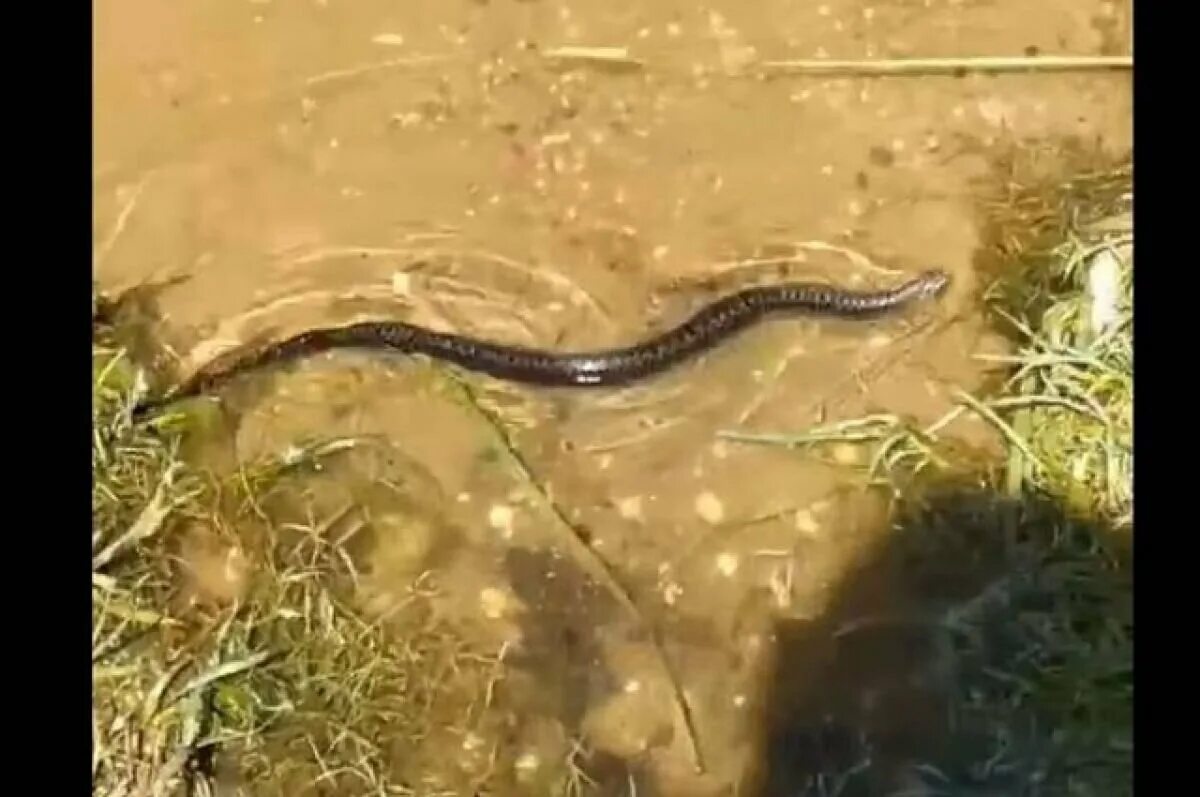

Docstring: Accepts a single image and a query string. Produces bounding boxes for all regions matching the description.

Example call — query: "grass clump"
[91,315,517,796]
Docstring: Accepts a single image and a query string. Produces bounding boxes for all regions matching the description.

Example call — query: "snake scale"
[132,269,950,418]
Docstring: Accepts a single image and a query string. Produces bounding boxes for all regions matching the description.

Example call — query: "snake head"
[913,269,952,299]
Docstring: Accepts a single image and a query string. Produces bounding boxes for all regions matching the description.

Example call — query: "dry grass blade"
[543,46,646,71]
[167,650,274,710]
[93,462,185,570]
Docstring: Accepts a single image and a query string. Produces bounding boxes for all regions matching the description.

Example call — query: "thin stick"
[304,54,454,88]
[542,46,645,71]
[758,55,1132,78]
[94,175,151,269]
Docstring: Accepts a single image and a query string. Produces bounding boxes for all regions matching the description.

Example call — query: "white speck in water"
[488,504,515,536]
[391,271,412,296]
[716,552,739,577]
[817,5,831,15]
[624,679,642,693]
[863,7,876,21]
[821,164,834,176]
[282,444,305,466]
[462,732,485,752]
[867,332,893,348]
[479,587,510,619]
[696,492,720,523]
[371,33,406,46]
[733,694,748,708]
[662,581,684,605]
[794,509,821,536]
[616,496,645,522]
[515,752,540,773]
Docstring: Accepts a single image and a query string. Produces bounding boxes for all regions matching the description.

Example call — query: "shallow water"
[94,0,1130,792]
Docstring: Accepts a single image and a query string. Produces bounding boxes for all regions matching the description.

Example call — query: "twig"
[443,372,706,773]
[304,54,454,88]
[758,55,1132,78]
[94,175,151,269]
[542,46,645,71]
[580,416,686,454]
[952,389,1052,476]
[93,463,188,570]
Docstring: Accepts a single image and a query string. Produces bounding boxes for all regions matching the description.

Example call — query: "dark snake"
[132,269,950,418]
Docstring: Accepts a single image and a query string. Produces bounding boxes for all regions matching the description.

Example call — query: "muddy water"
[94,0,1130,793]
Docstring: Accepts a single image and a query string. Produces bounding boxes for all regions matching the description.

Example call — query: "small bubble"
[479,587,510,619]
[695,493,725,524]
[488,504,515,536]
[794,509,821,536]
[616,496,645,521]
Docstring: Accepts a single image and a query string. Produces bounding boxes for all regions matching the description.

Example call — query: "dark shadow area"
[503,546,622,730]
[752,485,1131,797]
[502,546,651,794]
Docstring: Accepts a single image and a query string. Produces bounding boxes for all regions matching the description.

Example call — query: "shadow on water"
[751,485,1131,797]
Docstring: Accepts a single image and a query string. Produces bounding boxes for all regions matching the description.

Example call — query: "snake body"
[133,269,949,416]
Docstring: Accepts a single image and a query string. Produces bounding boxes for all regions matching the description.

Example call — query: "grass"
[91,314,589,796]
[723,162,1133,796]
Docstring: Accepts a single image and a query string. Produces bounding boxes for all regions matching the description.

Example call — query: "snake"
[131,269,950,418]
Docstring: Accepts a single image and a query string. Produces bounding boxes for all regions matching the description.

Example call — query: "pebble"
[488,504,515,536]
[794,509,821,536]
[616,496,645,522]
[695,491,725,524]
[479,587,511,619]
